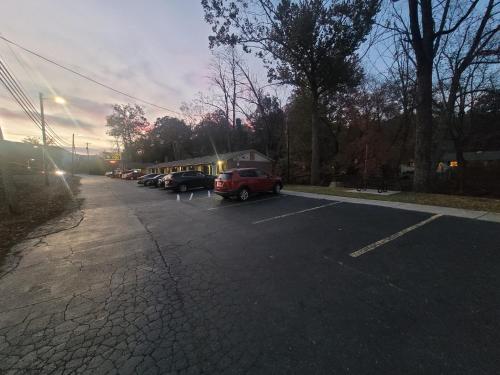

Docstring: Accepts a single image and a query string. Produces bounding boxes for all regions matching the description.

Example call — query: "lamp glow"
[54,96,66,104]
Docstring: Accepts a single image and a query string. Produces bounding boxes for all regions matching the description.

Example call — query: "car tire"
[179,184,188,193]
[238,188,250,201]
[273,183,282,194]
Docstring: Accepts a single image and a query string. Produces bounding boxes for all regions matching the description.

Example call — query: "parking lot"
[1,175,499,374]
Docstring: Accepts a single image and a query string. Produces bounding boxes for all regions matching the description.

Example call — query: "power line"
[0,60,55,137]
[1,41,72,146]
[0,35,182,116]
[0,68,68,148]
[0,66,43,129]
[1,63,71,146]
[0,58,71,147]
[0,61,69,148]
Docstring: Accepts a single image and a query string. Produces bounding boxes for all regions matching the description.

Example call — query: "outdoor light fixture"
[55,170,65,176]
[39,93,67,186]
[54,96,66,104]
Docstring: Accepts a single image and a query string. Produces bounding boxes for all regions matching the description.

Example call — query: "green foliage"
[202,0,380,184]
[134,116,192,163]
[105,104,149,160]
[249,96,285,160]
[202,0,379,94]
[22,135,56,146]
[192,111,234,156]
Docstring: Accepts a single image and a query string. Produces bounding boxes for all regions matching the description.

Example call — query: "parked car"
[214,168,283,201]
[105,171,113,177]
[162,171,216,192]
[137,173,158,185]
[122,170,143,180]
[145,174,165,187]
[121,171,133,179]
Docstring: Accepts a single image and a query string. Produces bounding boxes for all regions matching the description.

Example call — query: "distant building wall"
[146,150,273,175]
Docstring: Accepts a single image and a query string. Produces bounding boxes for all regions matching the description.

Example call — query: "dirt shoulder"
[0,174,82,268]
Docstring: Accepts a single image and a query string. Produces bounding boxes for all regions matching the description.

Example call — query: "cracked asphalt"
[0,175,499,374]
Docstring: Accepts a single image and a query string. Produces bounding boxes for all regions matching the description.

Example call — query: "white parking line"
[208,196,282,210]
[349,214,443,258]
[252,201,341,224]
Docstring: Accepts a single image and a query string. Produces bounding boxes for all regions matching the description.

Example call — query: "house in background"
[148,149,273,175]
[441,150,500,167]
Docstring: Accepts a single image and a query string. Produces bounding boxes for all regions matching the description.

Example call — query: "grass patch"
[0,174,81,267]
[285,184,500,213]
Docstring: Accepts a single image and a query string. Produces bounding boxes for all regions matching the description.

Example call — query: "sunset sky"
[0,0,231,154]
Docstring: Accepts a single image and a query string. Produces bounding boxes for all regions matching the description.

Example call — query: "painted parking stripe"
[208,196,283,210]
[349,214,443,258]
[252,201,341,224]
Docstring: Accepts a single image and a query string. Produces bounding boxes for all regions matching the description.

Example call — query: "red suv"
[214,168,283,201]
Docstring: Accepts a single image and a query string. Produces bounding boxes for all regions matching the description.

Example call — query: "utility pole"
[116,139,122,173]
[71,133,75,176]
[86,142,91,175]
[39,92,49,186]
[286,114,290,183]
[0,125,18,213]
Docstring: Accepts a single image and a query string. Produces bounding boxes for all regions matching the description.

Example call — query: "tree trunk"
[396,112,411,169]
[226,129,232,153]
[455,141,466,194]
[413,63,433,192]
[310,95,320,185]
[408,0,434,192]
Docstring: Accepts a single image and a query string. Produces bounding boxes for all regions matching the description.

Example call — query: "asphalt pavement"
[0,175,498,374]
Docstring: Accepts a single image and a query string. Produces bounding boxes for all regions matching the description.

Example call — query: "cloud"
[0,0,269,152]
[65,96,113,117]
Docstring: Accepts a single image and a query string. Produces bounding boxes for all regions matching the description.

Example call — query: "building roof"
[442,150,500,162]
[122,162,155,169]
[152,149,271,168]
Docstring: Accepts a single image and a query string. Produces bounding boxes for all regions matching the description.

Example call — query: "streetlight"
[39,93,66,186]
[54,96,66,105]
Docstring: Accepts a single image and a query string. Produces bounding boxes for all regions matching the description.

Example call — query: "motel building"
[147,149,273,176]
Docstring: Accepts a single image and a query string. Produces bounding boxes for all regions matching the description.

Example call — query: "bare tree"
[200,46,248,151]
[203,0,380,185]
[390,0,499,191]
[387,34,417,168]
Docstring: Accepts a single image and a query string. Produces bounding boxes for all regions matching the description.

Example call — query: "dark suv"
[137,173,158,184]
[214,168,283,201]
[162,171,215,192]
[144,174,165,187]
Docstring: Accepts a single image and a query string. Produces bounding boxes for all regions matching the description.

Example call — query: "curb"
[282,190,500,224]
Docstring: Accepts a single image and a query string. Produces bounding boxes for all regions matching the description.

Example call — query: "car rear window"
[218,173,233,181]
[239,169,258,177]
